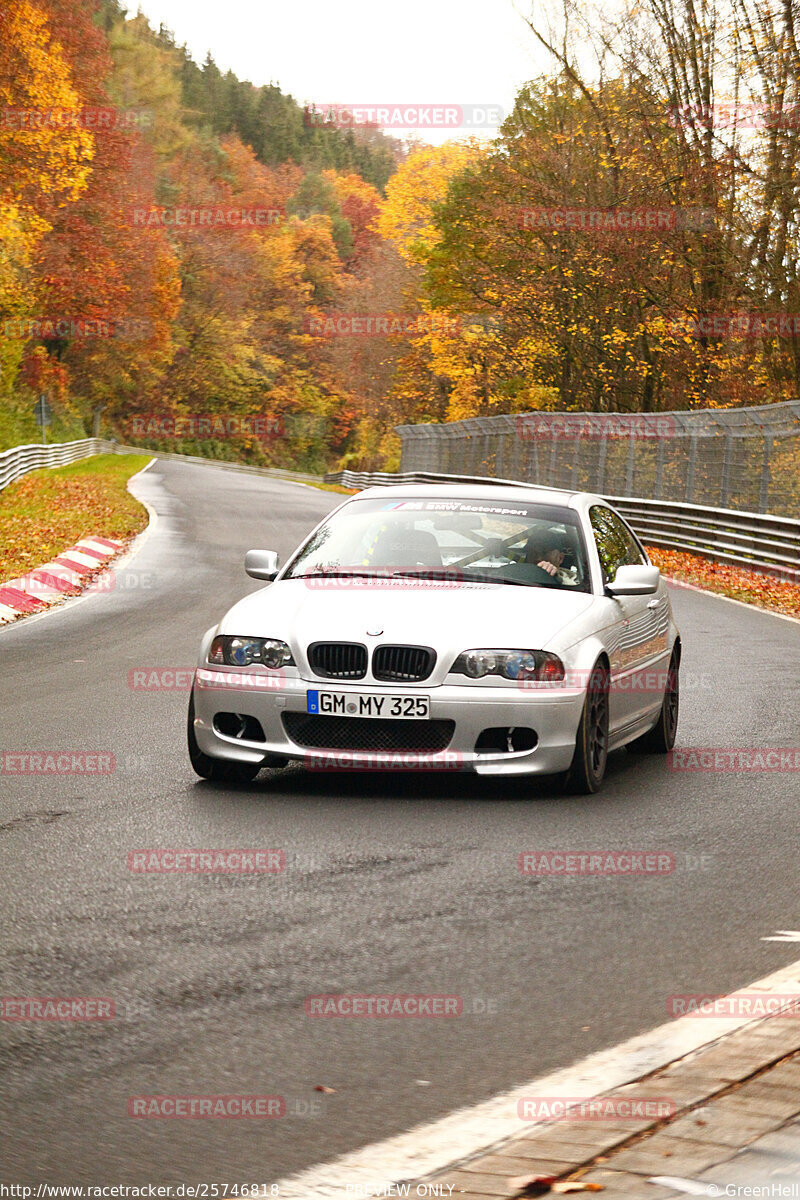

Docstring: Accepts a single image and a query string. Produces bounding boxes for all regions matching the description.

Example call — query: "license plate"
[307,690,430,719]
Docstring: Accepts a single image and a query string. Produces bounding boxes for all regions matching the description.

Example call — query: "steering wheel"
[509,562,562,584]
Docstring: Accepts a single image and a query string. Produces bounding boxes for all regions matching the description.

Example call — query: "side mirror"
[606,564,660,596]
[245,549,279,581]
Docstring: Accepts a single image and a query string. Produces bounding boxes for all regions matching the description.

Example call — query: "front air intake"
[282,713,455,753]
[307,642,368,680]
[372,645,436,683]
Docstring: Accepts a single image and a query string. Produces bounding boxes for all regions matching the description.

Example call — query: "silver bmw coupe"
[188,482,680,793]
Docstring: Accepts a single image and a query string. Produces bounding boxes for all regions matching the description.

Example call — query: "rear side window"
[589,505,646,583]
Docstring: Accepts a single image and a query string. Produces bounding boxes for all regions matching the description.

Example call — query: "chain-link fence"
[395,401,800,517]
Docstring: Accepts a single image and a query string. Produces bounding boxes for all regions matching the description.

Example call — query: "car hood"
[218,578,596,677]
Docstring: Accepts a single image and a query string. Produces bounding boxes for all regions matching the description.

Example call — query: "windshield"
[284,496,592,592]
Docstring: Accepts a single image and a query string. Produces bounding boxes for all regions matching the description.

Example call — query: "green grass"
[0,405,87,453]
[0,454,152,581]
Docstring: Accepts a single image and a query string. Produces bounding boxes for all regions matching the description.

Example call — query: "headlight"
[450,649,565,682]
[208,635,294,669]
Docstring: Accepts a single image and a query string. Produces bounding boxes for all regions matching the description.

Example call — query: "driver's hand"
[537,560,558,576]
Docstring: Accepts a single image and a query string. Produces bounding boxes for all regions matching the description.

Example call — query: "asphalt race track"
[2,458,800,1183]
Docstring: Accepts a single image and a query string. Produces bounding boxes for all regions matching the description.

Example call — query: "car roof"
[350,482,605,509]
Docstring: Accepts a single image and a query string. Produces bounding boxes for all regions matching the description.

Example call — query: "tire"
[565,660,610,794]
[187,692,262,783]
[628,647,680,754]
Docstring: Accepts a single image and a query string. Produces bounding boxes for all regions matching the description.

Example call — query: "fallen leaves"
[508,1176,556,1196]
[647,546,800,619]
[508,1175,604,1196]
[554,1185,604,1195]
[0,455,150,581]
[552,1184,604,1194]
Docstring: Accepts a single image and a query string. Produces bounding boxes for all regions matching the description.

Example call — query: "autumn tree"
[0,0,94,435]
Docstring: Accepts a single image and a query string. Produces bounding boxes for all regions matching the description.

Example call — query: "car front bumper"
[191,668,587,777]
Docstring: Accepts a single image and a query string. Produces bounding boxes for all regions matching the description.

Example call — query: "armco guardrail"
[0,438,109,493]
[109,443,322,484]
[324,469,800,581]
[606,496,799,578]
[0,438,324,492]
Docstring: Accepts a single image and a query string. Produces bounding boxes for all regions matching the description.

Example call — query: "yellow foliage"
[0,0,94,401]
[321,169,381,209]
[0,0,94,205]
[376,142,481,264]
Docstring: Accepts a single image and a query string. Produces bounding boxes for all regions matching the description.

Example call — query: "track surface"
[2,459,800,1184]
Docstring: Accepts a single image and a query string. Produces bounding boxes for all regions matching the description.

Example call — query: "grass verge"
[0,454,152,580]
[300,480,358,495]
[647,545,800,619]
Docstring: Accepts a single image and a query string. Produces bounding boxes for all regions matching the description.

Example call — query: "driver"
[525,530,578,586]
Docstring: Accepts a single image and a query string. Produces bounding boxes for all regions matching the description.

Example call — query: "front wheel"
[564,660,610,794]
[187,692,262,783]
[628,647,680,754]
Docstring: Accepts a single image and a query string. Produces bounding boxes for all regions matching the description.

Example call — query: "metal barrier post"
[625,432,636,495]
[759,436,773,514]
[597,436,608,494]
[720,433,733,507]
[654,438,665,500]
[686,434,699,502]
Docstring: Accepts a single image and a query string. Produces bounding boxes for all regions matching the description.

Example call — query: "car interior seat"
[369,526,443,568]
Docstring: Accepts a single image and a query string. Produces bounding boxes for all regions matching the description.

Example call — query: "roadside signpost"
[34,395,51,444]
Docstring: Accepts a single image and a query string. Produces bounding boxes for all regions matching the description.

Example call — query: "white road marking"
[762,930,800,942]
[269,958,800,1199]
[648,1178,717,1196]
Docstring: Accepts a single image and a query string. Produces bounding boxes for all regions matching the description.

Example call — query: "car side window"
[589,505,646,583]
